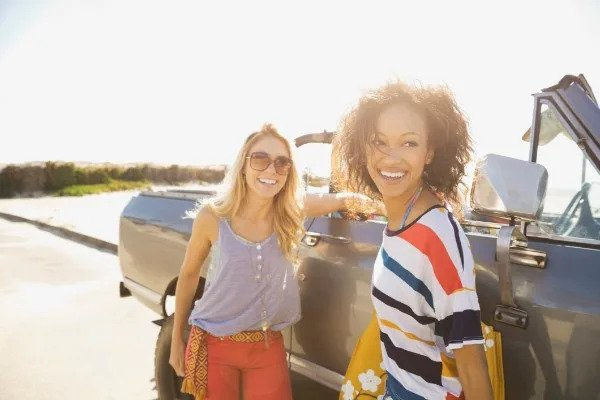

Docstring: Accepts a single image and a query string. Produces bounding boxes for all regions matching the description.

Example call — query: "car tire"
[154,314,193,400]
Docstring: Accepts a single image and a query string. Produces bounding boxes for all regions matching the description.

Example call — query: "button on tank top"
[188,218,301,336]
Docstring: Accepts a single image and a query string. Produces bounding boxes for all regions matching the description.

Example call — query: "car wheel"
[154,314,193,400]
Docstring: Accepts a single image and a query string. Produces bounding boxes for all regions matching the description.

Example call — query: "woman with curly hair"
[334,81,493,400]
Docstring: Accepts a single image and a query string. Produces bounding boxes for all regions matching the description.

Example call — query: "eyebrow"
[374,130,420,137]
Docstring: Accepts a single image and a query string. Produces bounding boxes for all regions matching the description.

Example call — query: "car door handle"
[302,231,352,246]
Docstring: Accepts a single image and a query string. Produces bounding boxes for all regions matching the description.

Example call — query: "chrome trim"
[495,226,529,328]
[497,226,520,307]
[305,231,352,244]
[140,190,216,200]
[526,231,600,247]
[301,234,319,247]
[510,247,547,269]
[462,220,505,230]
[287,354,344,392]
[494,305,528,329]
[462,229,498,239]
[462,219,503,238]
[123,277,162,306]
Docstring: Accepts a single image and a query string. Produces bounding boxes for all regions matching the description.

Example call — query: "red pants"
[205,333,293,400]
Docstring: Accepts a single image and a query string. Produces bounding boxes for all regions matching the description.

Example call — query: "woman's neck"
[384,184,443,231]
[237,192,274,223]
[383,183,423,225]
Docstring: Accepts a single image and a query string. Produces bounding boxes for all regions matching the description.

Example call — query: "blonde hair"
[203,123,304,263]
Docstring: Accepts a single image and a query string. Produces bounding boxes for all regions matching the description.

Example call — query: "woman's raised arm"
[303,192,385,218]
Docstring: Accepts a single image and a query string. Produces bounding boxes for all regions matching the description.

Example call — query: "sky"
[0,0,599,183]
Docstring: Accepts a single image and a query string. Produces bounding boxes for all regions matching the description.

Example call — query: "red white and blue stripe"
[372,206,484,399]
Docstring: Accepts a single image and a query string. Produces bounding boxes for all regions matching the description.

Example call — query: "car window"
[528,103,600,241]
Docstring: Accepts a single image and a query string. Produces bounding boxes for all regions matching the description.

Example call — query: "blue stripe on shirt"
[382,249,435,310]
[386,373,427,400]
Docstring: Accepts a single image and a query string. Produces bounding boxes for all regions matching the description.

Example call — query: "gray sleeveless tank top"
[188,218,301,336]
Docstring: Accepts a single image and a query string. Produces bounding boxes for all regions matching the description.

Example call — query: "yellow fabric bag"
[482,322,505,400]
[339,314,504,400]
[339,313,387,400]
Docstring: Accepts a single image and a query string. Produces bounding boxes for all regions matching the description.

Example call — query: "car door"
[293,214,384,378]
[288,140,385,390]
[466,84,600,400]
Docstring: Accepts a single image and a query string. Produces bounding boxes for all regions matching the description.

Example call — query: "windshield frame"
[525,81,600,247]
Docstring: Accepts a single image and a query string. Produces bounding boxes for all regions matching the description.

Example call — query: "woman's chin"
[374,180,412,200]
[249,185,281,200]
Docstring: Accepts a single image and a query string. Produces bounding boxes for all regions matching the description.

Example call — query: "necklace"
[399,185,423,230]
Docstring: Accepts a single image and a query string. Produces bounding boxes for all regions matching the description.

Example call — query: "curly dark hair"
[332,80,473,211]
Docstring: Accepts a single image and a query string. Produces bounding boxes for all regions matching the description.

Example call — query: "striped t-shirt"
[371,205,484,400]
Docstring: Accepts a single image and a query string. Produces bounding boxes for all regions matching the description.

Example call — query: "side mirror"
[470,154,548,222]
[470,154,548,329]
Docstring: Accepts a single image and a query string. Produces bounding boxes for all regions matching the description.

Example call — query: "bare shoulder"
[192,205,219,245]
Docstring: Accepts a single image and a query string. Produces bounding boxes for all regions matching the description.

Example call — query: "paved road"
[0,219,338,399]
[0,218,159,400]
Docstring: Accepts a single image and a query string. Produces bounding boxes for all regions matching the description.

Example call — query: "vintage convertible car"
[118,74,600,399]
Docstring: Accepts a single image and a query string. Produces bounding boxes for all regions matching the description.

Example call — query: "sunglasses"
[246,152,293,175]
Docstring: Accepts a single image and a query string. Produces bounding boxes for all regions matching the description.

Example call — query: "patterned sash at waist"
[181,325,283,400]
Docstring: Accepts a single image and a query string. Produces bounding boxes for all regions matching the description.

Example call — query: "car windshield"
[528,103,600,240]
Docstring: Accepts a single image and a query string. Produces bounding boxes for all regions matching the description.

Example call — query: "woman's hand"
[169,336,186,377]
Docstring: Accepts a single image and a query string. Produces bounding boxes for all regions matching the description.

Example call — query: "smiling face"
[366,103,434,201]
[244,135,291,200]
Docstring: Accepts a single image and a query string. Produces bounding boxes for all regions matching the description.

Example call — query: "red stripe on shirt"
[398,223,463,295]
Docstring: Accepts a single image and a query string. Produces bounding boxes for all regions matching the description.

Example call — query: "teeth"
[380,170,405,178]
[258,178,276,185]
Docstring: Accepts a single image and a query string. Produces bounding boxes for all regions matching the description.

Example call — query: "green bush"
[0,165,23,198]
[45,162,77,190]
[108,167,123,179]
[166,164,177,184]
[0,162,225,197]
[121,166,144,181]
[74,168,89,184]
[196,167,226,183]
[88,169,110,184]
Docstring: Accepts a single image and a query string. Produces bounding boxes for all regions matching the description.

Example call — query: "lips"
[258,177,277,186]
[379,169,406,181]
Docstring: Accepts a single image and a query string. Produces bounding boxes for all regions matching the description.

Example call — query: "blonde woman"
[169,123,372,400]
